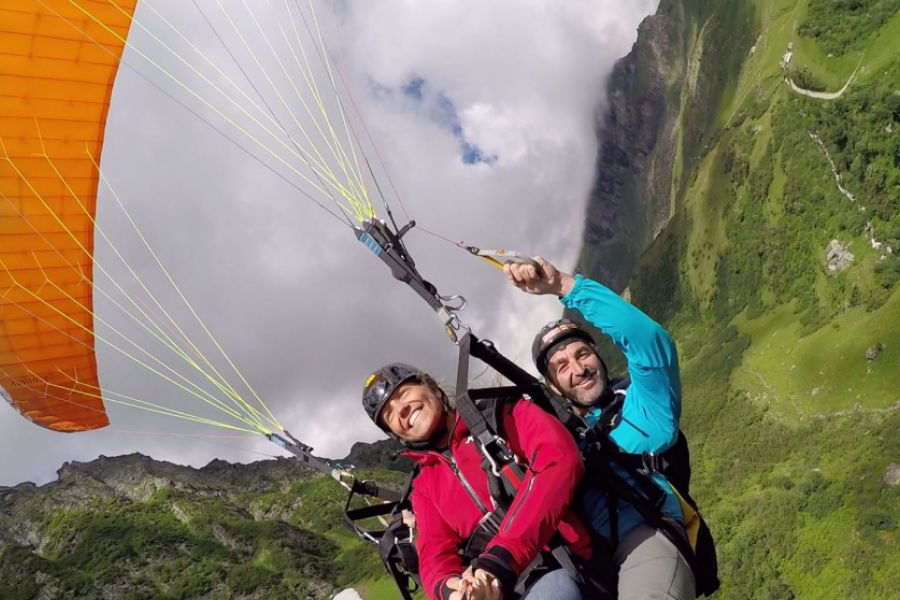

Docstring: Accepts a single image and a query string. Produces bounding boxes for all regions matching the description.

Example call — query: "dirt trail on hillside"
[787,57,863,100]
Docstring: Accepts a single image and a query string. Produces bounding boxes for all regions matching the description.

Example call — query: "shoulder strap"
[611,376,631,391]
[593,387,693,498]
[451,395,522,526]
[479,396,505,436]
[584,382,679,483]
[454,336,531,504]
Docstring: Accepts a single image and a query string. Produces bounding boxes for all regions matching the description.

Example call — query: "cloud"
[0,0,659,486]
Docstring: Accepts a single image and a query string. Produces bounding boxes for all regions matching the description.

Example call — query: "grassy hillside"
[590,0,900,597]
[0,457,405,600]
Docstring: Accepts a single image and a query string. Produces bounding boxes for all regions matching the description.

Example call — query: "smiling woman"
[362,363,451,442]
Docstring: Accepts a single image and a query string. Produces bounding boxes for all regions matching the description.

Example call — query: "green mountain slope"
[0,455,405,599]
[582,0,900,597]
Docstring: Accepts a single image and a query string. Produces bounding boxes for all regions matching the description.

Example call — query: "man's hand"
[503,256,575,298]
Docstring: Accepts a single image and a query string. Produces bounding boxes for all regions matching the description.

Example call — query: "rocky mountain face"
[0,454,314,540]
[0,452,398,599]
[343,438,411,473]
[581,0,686,292]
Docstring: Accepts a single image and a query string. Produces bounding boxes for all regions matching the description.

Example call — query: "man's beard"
[566,368,608,408]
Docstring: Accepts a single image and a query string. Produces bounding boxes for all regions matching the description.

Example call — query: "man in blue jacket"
[504,257,696,600]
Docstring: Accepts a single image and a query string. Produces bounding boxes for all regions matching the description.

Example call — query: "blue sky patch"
[399,76,496,165]
[402,76,425,101]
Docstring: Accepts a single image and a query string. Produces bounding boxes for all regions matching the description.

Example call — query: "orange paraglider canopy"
[0,0,137,432]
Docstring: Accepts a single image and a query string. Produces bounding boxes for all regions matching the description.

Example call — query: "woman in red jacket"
[362,363,597,600]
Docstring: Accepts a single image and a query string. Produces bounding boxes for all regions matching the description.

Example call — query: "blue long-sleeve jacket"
[560,275,683,540]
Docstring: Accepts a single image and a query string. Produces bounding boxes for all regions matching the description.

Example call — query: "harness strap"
[455,338,521,472]
[349,478,403,503]
[583,440,700,583]
[550,543,584,584]
[600,450,669,474]
[344,501,399,523]
[607,489,619,547]
[342,468,421,600]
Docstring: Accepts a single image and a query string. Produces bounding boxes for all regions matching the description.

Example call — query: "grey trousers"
[615,524,696,600]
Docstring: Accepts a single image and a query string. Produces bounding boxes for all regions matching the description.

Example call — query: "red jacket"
[403,399,593,600]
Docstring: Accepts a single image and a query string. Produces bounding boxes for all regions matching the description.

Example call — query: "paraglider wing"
[0,0,137,432]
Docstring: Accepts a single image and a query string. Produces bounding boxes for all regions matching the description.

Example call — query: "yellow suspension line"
[272,0,370,212]
[0,273,266,433]
[69,0,359,219]
[128,0,353,204]
[286,0,372,220]
[305,0,372,214]
[206,0,364,213]
[0,146,271,432]
[24,134,279,430]
[91,152,284,431]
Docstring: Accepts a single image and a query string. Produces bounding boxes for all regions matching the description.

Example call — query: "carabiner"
[439,293,468,312]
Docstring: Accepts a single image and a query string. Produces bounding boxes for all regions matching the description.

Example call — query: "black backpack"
[559,380,720,597]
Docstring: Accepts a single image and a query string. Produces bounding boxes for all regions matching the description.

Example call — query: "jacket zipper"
[443,453,490,515]
[501,451,536,532]
[406,448,493,519]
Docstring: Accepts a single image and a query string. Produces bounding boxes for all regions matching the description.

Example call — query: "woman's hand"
[449,567,501,600]
[445,575,471,600]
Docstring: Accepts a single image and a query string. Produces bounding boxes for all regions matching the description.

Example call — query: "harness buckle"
[481,445,502,477]
[477,510,502,535]
[642,452,664,473]
[480,436,514,477]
